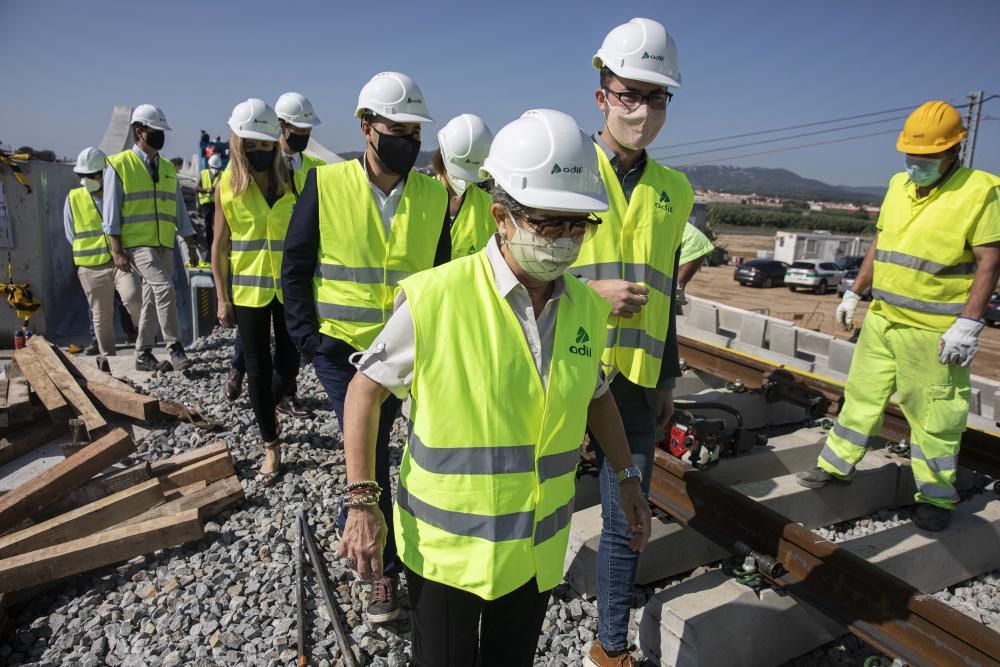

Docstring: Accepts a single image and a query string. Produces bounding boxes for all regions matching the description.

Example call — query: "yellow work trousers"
[817,310,970,509]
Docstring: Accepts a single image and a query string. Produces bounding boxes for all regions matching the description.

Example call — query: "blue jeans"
[312,350,402,576]
[591,374,657,653]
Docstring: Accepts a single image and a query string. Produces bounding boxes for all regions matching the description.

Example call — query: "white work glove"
[938,317,985,367]
[835,290,861,331]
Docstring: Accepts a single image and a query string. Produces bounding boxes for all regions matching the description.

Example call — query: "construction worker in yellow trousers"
[430,114,496,260]
[571,18,694,666]
[797,101,1000,532]
[338,109,652,666]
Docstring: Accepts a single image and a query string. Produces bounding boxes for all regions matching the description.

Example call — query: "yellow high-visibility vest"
[198,168,220,205]
[572,145,693,387]
[314,160,447,350]
[449,185,494,261]
[107,150,178,249]
[292,153,326,195]
[219,170,296,307]
[396,250,611,599]
[871,167,1000,332]
[68,187,111,267]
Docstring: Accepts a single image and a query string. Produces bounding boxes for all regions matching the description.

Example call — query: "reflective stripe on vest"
[396,252,611,599]
[450,185,494,261]
[314,161,447,350]
[571,145,693,387]
[107,150,179,249]
[198,168,220,205]
[219,169,296,307]
[68,187,112,266]
[293,153,326,195]
[871,168,999,331]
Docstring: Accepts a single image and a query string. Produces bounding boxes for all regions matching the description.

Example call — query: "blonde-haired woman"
[211,98,297,485]
[430,114,495,260]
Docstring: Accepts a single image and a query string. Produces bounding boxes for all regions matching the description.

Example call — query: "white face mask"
[503,213,583,282]
[82,177,101,193]
[604,99,666,150]
[444,170,469,196]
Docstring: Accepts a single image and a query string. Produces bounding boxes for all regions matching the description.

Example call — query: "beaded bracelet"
[344,494,381,509]
[345,480,382,493]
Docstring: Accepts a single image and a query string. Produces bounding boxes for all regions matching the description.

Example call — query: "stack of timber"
[0,338,241,629]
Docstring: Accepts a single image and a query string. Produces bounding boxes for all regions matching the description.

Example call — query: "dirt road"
[687,234,1000,381]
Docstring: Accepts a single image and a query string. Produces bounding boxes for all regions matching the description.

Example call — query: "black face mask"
[144,129,165,150]
[371,126,421,175]
[285,130,310,153]
[247,149,275,172]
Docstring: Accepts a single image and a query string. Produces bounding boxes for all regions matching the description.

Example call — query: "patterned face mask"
[502,213,583,282]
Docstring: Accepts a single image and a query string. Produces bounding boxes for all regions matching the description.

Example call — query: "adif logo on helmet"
[406,97,422,104]
[551,163,583,175]
[642,51,665,61]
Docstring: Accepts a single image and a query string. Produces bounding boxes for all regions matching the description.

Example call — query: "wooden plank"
[26,337,106,437]
[59,347,136,393]
[125,476,243,526]
[0,509,203,592]
[83,383,158,421]
[0,377,8,411]
[0,420,67,467]
[36,462,152,520]
[157,451,235,490]
[0,479,163,559]
[162,480,208,501]
[4,377,30,425]
[11,352,70,420]
[150,441,229,476]
[0,428,134,533]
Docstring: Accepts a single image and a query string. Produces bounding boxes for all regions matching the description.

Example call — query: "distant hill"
[677,165,885,204]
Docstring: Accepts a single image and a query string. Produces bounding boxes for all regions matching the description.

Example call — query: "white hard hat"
[437,114,493,183]
[208,154,223,169]
[355,72,433,124]
[74,146,107,174]
[227,98,280,141]
[275,92,322,128]
[593,18,682,88]
[480,109,607,213]
[131,104,172,130]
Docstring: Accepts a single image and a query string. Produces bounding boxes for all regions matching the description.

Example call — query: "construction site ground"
[689,232,1000,381]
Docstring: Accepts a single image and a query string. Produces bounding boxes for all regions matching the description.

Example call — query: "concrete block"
[728,341,814,371]
[828,338,856,374]
[702,427,827,486]
[796,330,831,360]
[677,323,732,349]
[767,322,797,357]
[639,570,843,667]
[737,313,767,348]
[687,302,720,334]
[969,387,981,418]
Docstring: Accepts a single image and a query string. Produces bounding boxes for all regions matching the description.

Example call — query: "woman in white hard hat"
[430,114,496,260]
[210,98,297,485]
[65,146,143,366]
[339,109,651,666]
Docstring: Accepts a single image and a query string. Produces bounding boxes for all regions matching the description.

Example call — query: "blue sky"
[2,0,998,187]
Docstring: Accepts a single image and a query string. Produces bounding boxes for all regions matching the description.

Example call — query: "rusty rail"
[678,335,1000,475]
[649,450,1000,667]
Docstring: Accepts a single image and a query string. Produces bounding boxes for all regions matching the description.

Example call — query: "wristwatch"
[616,465,642,484]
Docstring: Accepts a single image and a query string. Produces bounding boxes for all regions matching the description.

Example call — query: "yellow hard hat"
[896,101,967,154]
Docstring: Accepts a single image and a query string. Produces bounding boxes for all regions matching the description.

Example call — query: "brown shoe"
[276,395,312,419]
[223,367,244,401]
[366,575,400,623]
[587,640,635,667]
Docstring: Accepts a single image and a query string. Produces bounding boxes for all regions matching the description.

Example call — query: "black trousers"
[232,298,298,442]
[405,565,550,667]
[200,202,215,255]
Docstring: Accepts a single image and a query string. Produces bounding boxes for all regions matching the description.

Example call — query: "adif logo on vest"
[570,327,592,357]
[642,52,665,61]
[551,164,583,175]
[655,190,673,212]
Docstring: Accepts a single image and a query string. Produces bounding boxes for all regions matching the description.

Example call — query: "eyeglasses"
[603,88,673,112]
[514,211,601,241]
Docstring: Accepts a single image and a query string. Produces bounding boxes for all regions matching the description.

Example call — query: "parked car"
[985,292,1000,327]
[838,255,865,271]
[733,259,788,288]
[837,269,872,299]
[785,261,845,295]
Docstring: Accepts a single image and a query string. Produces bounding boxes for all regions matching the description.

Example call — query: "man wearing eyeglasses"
[281,72,451,624]
[571,18,695,667]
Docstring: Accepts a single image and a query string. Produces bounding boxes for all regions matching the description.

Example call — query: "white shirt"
[362,152,404,238]
[284,151,302,175]
[353,235,610,400]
